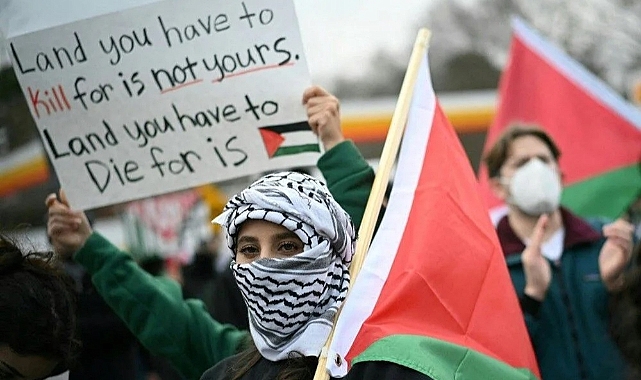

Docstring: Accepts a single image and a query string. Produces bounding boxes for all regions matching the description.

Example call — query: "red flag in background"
[326,47,539,379]
[478,17,641,223]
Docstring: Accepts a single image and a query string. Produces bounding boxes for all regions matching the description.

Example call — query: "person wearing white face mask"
[484,125,635,380]
[502,157,563,217]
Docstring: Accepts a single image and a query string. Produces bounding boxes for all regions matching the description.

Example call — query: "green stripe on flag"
[561,163,640,219]
[272,144,320,157]
[352,335,538,380]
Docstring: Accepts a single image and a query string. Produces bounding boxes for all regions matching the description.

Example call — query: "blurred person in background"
[182,236,221,306]
[484,124,635,380]
[182,191,249,330]
[0,233,79,380]
[53,213,142,380]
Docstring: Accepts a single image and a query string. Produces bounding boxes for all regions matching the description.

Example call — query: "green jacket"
[74,140,374,380]
[500,209,626,380]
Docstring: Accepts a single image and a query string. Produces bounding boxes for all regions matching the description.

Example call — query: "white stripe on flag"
[282,130,318,147]
[327,52,437,377]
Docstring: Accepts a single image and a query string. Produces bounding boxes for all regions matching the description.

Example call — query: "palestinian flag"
[259,122,320,158]
[326,49,540,379]
[478,18,641,222]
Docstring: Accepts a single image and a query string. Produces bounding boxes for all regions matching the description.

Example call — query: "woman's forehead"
[238,219,292,236]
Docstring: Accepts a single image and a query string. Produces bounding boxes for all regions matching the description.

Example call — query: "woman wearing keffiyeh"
[200,171,354,379]
[214,171,355,362]
[200,171,433,380]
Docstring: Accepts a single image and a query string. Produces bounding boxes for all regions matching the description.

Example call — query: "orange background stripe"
[0,156,50,197]
[342,106,495,143]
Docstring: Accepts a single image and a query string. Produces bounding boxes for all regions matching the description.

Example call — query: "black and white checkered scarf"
[213,172,355,360]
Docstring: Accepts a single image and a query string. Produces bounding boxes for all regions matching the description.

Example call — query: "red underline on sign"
[212,62,295,83]
[161,79,204,94]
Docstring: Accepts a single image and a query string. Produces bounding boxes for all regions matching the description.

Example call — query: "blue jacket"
[499,208,626,380]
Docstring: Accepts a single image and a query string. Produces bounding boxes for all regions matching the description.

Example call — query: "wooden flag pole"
[312,28,431,380]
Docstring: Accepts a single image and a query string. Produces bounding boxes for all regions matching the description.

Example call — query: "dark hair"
[610,243,641,379]
[484,124,561,178]
[231,338,317,380]
[0,234,80,366]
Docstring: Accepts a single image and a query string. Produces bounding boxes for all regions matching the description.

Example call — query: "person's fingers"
[308,120,320,135]
[48,220,73,233]
[308,114,328,131]
[305,102,324,117]
[47,205,74,217]
[304,93,338,106]
[305,103,338,121]
[304,98,339,117]
[603,222,634,239]
[606,236,633,256]
[48,207,83,226]
[54,211,83,224]
[48,213,82,228]
[45,193,58,207]
[529,214,549,249]
[59,189,71,207]
[47,218,79,235]
[302,86,329,104]
[603,228,634,244]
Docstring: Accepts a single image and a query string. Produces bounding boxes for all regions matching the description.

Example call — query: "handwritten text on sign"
[8,0,317,210]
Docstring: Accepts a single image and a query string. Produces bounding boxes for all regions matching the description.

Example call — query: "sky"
[0,0,431,86]
[295,0,430,83]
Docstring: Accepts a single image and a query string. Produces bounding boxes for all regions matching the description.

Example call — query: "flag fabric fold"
[326,50,540,379]
[478,17,641,222]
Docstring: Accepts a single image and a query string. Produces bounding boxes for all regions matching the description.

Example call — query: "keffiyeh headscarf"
[213,171,356,361]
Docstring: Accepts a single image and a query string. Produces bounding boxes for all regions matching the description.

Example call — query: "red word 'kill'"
[28,85,71,119]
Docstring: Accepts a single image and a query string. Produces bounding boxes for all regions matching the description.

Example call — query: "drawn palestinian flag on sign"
[259,122,320,158]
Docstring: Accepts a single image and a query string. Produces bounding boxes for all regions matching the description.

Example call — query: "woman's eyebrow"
[273,231,300,241]
[0,360,25,378]
[237,236,258,244]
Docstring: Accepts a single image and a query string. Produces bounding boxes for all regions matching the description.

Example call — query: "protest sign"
[8,0,317,210]
[122,188,207,259]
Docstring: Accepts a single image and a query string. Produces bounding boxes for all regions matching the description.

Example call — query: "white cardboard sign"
[8,0,317,210]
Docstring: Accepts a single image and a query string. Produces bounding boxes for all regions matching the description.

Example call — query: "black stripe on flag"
[260,121,312,134]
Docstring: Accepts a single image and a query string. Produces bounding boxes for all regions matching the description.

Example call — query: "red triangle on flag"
[259,128,285,158]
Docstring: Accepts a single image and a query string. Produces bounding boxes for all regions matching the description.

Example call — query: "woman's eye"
[279,241,301,253]
[237,245,259,257]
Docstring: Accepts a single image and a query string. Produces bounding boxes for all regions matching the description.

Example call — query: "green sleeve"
[74,233,248,380]
[318,140,375,229]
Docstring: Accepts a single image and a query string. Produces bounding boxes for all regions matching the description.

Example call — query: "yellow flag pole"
[312,28,431,380]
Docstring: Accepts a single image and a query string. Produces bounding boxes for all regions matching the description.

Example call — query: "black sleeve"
[345,360,435,380]
[519,293,542,317]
